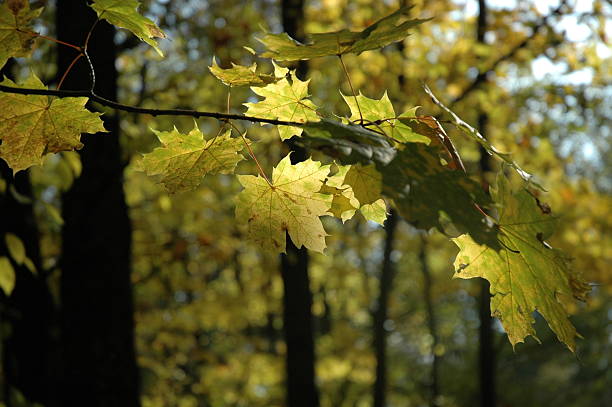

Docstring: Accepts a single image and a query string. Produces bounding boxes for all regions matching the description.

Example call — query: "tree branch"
[452,0,568,105]
[0,85,304,127]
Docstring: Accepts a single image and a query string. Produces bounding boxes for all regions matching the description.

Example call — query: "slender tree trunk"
[56,2,140,406]
[0,62,57,407]
[419,236,440,407]
[279,1,319,406]
[373,209,398,407]
[476,2,496,407]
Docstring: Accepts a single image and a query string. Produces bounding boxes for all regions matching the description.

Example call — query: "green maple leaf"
[142,124,245,194]
[0,74,106,173]
[0,1,42,69]
[258,7,429,60]
[235,154,332,253]
[453,174,589,351]
[423,84,541,189]
[90,0,166,56]
[209,59,283,87]
[381,143,496,246]
[342,91,430,144]
[326,163,387,224]
[244,71,319,140]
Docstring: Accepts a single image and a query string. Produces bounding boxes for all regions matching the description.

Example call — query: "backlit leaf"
[235,154,332,253]
[342,91,430,144]
[244,71,319,140]
[142,124,245,194]
[0,0,41,68]
[209,59,281,87]
[258,7,429,60]
[453,174,589,350]
[0,74,106,173]
[90,0,166,56]
[5,232,25,264]
[327,163,387,224]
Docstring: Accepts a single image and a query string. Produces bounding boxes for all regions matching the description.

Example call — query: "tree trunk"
[56,1,140,406]
[373,209,398,407]
[476,1,496,406]
[279,1,319,406]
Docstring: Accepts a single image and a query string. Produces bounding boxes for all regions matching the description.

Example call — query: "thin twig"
[338,54,363,123]
[83,17,100,50]
[57,53,83,90]
[0,85,305,127]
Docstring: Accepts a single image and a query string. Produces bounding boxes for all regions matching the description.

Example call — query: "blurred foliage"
[8,0,610,406]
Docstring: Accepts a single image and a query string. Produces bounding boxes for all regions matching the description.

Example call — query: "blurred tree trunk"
[373,209,398,407]
[56,1,140,406]
[476,1,496,406]
[0,61,57,407]
[419,236,440,407]
[279,1,320,407]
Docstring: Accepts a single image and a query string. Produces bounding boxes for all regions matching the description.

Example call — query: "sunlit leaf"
[258,7,429,60]
[244,71,319,140]
[209,58,281,87]
[0,74,106,173]
[0,0,41,68]
[342,91,430,143]
[235,154,332,253]
[90,0,167,56]
[453,173,589,350]
[142,124,245,194]
[327,163,387,224]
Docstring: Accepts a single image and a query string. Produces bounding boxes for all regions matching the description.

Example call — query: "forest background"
[0,0,610,407]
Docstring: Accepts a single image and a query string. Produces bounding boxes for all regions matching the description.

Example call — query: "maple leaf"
[453,174,589,351]
[301,119,396,165]
[0,74,106,173]
[142,124,245,194]
[258,7,429,60]
[423,84,542,189]
[326,163,387,224]
[342,91,430,144]
[90,0,166,56]
[244,71,319,140]
[209,59,283,87]
[380,142,496,246]
[0,0,42,69]
[235,154,332,253]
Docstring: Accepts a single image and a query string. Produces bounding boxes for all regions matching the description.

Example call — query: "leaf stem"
[57,53,83,90]
[18,29,81,51]
[338,55,363,124]
[226,121,271,186]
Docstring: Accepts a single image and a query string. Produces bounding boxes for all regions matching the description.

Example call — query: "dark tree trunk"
[419,236,440,407]
[0,167,56,407]
[0,61,57,407]
[279,1,319,407]
[373,209,398,407]
[476,2,496,407]
[56,1,140,406]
